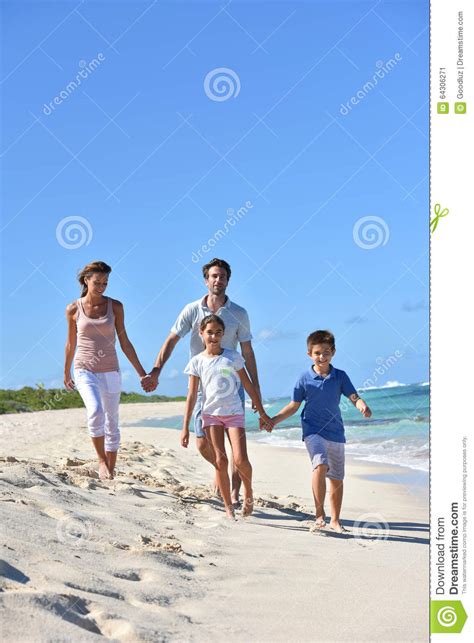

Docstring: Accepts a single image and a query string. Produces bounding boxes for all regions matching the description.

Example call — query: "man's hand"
[141,372,158,393]
[180,429,190,448]
[356,399,372,418]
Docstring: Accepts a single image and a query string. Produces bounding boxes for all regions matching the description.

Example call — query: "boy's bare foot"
[98,460,109,480]
[242,497,254,517]
[329,520,347,533]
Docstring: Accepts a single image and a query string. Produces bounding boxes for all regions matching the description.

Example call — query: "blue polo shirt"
[292,365,357,443]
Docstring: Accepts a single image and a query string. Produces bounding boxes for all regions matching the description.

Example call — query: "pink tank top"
[74,297,119,372]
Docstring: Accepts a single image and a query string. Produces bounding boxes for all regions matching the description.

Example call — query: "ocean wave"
[248,430,429,472]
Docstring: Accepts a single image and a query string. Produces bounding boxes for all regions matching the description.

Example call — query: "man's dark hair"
[202,258,231,281]
[307,330,336,350]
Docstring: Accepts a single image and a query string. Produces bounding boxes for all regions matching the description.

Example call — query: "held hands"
[259,413,274,433]
[141,371,158,393]
[356,399,372,418]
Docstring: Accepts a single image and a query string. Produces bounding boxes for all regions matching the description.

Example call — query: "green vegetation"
[0,385,185,415]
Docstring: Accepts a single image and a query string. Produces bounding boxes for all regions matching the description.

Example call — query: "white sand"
[0,403,428,641]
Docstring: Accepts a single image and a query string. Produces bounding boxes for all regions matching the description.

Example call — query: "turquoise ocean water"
[124,382,429,472]
[249,382,429,472]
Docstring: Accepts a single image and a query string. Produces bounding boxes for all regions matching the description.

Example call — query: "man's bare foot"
[98,460,109,480]
[108,468,115,480]
[242,497,254,517]
[329,520,347,533]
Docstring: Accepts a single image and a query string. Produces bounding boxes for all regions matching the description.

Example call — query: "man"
[143,258,262,504]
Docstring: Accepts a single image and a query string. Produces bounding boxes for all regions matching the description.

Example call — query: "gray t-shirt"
[184,349,246,415]
[171,295,252,357]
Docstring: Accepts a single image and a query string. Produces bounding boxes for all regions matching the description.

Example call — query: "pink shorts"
[201,414,245,430]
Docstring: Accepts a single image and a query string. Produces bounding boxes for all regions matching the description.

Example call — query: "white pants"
[75,369,122,452]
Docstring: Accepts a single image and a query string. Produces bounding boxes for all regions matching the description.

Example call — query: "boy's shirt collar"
[309,363,334,379]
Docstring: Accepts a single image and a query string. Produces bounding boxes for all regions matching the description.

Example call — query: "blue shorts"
[304,433,345,480]
[194,385,245,438]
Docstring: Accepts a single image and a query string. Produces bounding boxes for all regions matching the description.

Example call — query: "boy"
[266,330,371,533]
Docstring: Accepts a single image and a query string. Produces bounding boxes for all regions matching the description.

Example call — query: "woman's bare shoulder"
[66,300,78,316]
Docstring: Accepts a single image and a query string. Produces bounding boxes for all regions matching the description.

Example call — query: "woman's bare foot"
[242,497,254,517]
[98,460,109,480]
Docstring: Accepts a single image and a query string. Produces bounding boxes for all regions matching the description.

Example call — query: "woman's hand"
[180,428,190,448]
[64,373,75,390]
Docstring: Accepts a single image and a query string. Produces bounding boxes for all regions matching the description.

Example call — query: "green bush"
[0,386,185,415]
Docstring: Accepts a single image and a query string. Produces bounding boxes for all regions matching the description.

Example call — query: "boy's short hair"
[202,258,231,281]
[307,330,335,350]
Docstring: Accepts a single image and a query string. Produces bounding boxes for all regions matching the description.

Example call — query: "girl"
[64,261,149,480]
[180,314,272,519]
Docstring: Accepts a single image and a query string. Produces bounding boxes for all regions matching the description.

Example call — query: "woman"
[64,260,148,479]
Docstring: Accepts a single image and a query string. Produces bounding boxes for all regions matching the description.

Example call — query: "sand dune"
[0,403,429,641]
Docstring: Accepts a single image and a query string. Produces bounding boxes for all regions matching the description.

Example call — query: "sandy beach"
[0,402,429,642]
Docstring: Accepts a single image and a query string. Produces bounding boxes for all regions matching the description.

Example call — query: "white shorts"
[304,433,345,480]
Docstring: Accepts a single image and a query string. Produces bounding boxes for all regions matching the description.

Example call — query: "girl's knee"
[216,456,229,471]
[234,455,251,470]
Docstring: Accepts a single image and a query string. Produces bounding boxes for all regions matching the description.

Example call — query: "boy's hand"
[356,399,372,418]
[180,429,190,448]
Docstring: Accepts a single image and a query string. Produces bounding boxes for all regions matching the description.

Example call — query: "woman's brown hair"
[78,261,112,297]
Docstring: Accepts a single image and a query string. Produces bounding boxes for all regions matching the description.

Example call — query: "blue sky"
[1,0,429,397]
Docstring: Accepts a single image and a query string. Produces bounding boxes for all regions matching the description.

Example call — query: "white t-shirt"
[184,349,245,416]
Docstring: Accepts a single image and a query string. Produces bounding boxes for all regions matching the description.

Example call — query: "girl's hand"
[356,399,372,418]
[64,374,75,390]
[180,429,190,448]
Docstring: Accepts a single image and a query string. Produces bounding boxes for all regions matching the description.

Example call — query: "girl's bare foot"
[310,516,327,531]
[225,506,236,520]
[242,497,254,517]
[98,460,109,480]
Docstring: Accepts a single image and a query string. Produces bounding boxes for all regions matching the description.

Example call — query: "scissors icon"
[430,203,449,233]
